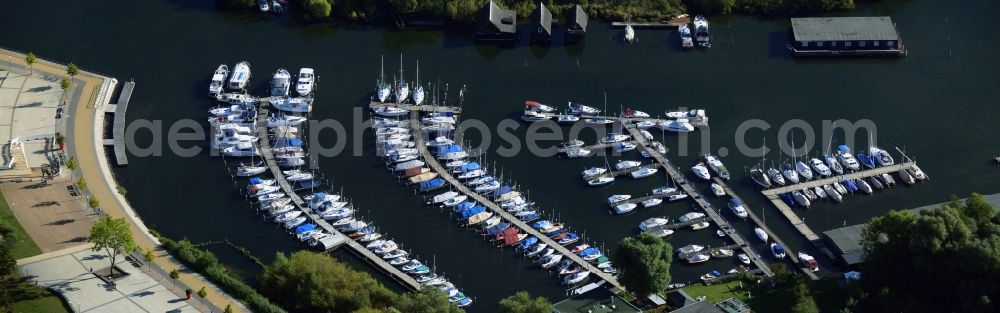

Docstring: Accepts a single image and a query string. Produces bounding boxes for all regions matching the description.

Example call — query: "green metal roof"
[791,17,899,41]
[822,224,866,255]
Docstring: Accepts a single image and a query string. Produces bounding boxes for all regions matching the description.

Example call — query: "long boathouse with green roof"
[788,16,906,57]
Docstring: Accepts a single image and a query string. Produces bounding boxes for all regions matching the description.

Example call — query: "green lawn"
[3,277,71,313]
[0,190,43,259]
[683,278,850,312]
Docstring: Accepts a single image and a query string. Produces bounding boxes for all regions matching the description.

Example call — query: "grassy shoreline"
[0,189,70,312]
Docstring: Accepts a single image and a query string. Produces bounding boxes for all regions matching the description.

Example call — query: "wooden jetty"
[408,110,625,291]
[615,191,686,206]
[761,162,915,196]
[608,163,661,177]
[102,80,133,166]
[623,125,774,277]
[255,103,422,291]
[557,141,634,155]
[713,177,820,280]
[369,101,462,114]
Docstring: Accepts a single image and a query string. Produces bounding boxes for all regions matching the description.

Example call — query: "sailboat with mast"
[376,55,391,102]
[412,60,425,105]
[395,55,409,103]
[750,138,772,188]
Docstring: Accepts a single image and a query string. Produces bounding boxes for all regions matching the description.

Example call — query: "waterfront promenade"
[0,48,247,312]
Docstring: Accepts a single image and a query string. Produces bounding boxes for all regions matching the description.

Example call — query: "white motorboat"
[286,172,314,182]
[898,169,916,185]
[209,64,228,96]
[630,166,657,179]
[374,106,408,117]
[427,137,455,148]
[660,119,695,132]
[271,68,291,97]
[795,161,814,181]
[855,178,873,194]
[652,186,677,195]
[640,130,654,141]
[870,147,894,167]
[836,146,861,171]
[754,227,768,242]
[267,115,307,127]
[422,116,456,125]
[256,192,285,202]
[793,190,811,208]
[283,217,307,229]
[664,109,705,119]
[259,0,269,12]
[770,243,786,259]
[678,24,694,49]
[833,181,848,195]
[295,68,314,96]
[271,97,313,113]
[566,102,600,115]
[711,249,734,259]
[639,217,669,231]
[690,221,710,230]
[615,142,638,152]
[565,148,592,158]
[738,254,751,265]
[412,61,425,105]
[521,110,553,122]
[809,158,832,177]
[650,229,674,237]
[678,212,705,222]
[676,244,704,255]
[909,164,928,180]
[431,191,459,204]
[615,160,641,170]
[641,198,662,208]
[693,15,711,48]
[228,61,251,90]
[824,154,845,175]
[563,271,590,285]
[607,194,631,204]
[667,194,689,202]
[691,162,711,180]
[586,175,614,186]
[634,120,656,129]
[622,108,650,118]
[555,115,580,124]
[601,134,631,144]
[236,163,267,177]
[799,253,819,272]
[705,155,731,180]
[624,24,635,42]
[710,183,725,197]
[274,210,303,223]
[540,254,564,269]
[222,142,260,157]
[728,199,748,218]
[613,203,636,214]
[814,186,827,199]
[686,254,709,264]
[823,184,843,202]
[581,167,608,179]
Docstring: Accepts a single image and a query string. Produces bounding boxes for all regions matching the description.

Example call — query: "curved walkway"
[1,48,246,313]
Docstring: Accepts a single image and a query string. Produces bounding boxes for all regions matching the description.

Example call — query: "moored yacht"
[295,68,314,96]
[810,158,832,177]
[209,64,228,96]
[693,15,711,48]
[376,55,391,102]
[271,68,291,97]
[781,163,800,184]
[228,61,251,90]
[566,102,600,115]
[704,155,730,180]
[728,199,748,218]
[624,24,635,42]
[678,24,693,49]
[691,162,711,180]
[870,146,894,167]
[412,60,425,105]
[660,119,695,132]
[524,100,557,113]
[750,167,771,188]
[836,145,861,172]
[795,161,814,181]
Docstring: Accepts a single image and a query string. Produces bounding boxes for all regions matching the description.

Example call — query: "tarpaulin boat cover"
[280,138,304,147]
[546,228,564,237]
[837,145,851,153]
[496,191,522,203]
[394,160,424,171]
[419,178,445,191]
[579,247,601,257]
[436,145,462,154]
[486,222,510,236]
[401,167,424,178]
[519,236,538,249]
[492,186,513,197]
[519,212,540,221]
[562,232,578,240]
[296,180,320,189]
[249,177,263,185]
[497,227,518,241]
[503,229,523,246]
[295,224,317,234]
[533,220,552,230]
[453,201,476,213]
[460,206,486,219]
[467,211,492,224]
[458,162,480,173]
[593,256,609,265]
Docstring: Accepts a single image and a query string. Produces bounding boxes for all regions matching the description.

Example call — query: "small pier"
[557,141,634,155]
[713,178,820,280]
[408,110,625,291]
[255,102,422,291]
[760,162,916,196]
[102,80,133,166]
[614,191,686,206]
[369,101,462,114]
[608,163,661,177]
[624,125,774,277]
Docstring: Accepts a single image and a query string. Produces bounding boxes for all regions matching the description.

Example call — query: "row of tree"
[258,251,554,312]
[222,0,857,23]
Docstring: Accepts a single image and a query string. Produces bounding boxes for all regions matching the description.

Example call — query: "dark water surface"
[4,0,1000,310]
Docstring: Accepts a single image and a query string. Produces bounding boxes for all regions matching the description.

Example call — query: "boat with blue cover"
[485,222,511,236]
[856,152,876,169]
[419,178,446,192]
[518,236,538,250]
[558,233,579,245]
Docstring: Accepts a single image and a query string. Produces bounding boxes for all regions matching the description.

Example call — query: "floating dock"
[103,81,133,166]
[640,217,709,234]
[557,141,635,155]
[624,125,774,277]
[369,101,462,114]
[676,244,741,260]
[713,177,819,280]
[255,101,422,291]
[760,162,915,197]
[407,110,625,291]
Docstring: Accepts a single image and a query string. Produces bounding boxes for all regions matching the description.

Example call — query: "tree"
[0,242,15,278]
[66,62,79,77]
[612,233,672,296]
[169,269,180,288]
[393,288,462,313]
[75,177,87,190]
[860,193,1000,312]
[498,291,551,313]
[60,77,70,90]
[87,216,138,277]
[24,52,35,75]
[64,155,76,179]
[260,251,395,312]
[305,0,332,19]
[791,281,819,313]
[143,248,156,273]
[224,304,233,313]
[197,286,208,308]
[117,186,127,196]
[88,196,100,211]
